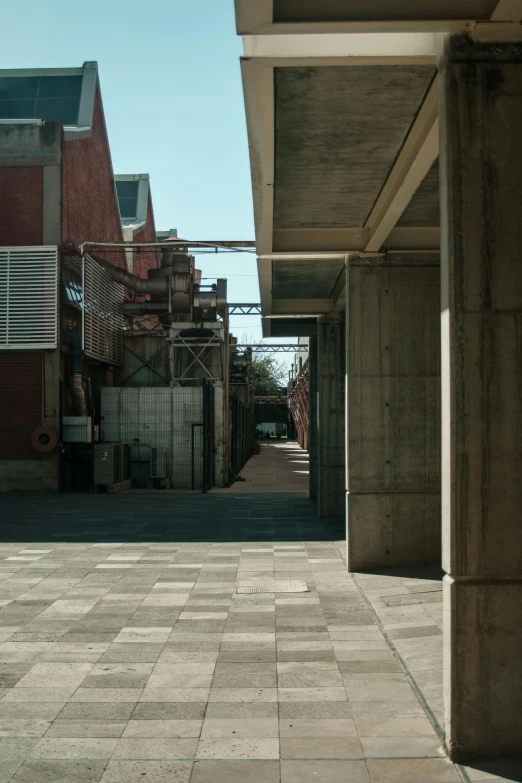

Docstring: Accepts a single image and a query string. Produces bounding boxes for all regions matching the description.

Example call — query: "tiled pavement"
[351,567,444,731]
[0,451,519,782]
[213,441,309,494]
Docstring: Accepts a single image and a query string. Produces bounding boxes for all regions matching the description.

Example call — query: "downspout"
[63,329,88,416]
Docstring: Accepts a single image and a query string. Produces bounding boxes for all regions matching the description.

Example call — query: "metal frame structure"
[228,303,262,315]
[168,323,227,384]
[288,359,310,450]
[232,343,305,353]
[254,395,288,405]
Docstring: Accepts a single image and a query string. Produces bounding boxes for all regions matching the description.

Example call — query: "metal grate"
[82,254,124,365]
[0,246,58,349]
[235,580,309,594]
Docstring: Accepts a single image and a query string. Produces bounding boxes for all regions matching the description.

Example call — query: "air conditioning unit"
[94,443,120,484]
[150,447,167,479]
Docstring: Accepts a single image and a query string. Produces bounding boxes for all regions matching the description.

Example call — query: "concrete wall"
[317,315,345,518]
[0,122,63,492]
[346,253,441,570]
[61,85,124,264]
[0,167,43,245]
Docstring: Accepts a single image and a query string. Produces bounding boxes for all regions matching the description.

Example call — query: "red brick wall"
[62,82,125,268]
[0,167,43,245]
[0,353,43,460]
[133,187,158,279]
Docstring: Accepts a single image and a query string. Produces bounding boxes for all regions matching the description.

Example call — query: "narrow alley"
[0,442,492,783]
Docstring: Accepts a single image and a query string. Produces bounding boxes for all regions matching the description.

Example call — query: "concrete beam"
[241,59,274,312]
[272,298,333,314]
[365,77,440,252]
[235,0,272,35]
[272,227,440,253]
[243,32,438,64]
[235,0,508,33]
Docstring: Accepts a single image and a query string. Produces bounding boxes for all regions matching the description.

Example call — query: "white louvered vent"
[83,254,124,365]
[0,246,58,350]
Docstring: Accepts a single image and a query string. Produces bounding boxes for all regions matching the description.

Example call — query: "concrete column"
[42,157,63,492]
[308,336,318,500]
[317,315,345,518]
[439,34,522,761]
[346,253,441,570]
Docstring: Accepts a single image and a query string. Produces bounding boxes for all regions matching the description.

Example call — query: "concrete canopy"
[236,0,521,334]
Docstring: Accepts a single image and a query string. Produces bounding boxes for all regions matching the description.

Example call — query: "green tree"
[252,354,286,396]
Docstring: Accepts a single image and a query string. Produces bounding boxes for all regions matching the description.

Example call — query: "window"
[0,75,83,125]
[115,180,139,220]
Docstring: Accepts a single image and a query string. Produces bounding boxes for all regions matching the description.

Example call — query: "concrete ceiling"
[273,259,345,299]
[272,0,499,24]
[274,66,436,230]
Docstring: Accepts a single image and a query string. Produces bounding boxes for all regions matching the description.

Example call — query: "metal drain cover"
[235,580,309,594]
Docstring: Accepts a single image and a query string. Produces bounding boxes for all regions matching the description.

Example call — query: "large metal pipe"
[69,373,88,416]
[91,255,169,297]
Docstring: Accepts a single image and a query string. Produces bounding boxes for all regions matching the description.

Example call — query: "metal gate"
[202,379,214,492]
[101,381,215,491]
[230,393,254,478]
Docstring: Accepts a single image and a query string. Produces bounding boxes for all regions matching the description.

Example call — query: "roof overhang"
[237,0,522,321]
[235,0,522,34]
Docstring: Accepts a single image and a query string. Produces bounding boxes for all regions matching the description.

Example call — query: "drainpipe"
[62,329,88,416]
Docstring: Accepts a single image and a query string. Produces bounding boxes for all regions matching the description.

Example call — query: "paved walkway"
[352,567,443,731]
[0,445,518,782]
[214,441,309,494]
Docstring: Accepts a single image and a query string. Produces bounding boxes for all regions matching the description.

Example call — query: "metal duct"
[69,373,88,416]
[92,255,169,297]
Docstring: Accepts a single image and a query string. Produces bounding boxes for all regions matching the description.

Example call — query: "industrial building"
[0,62,254,494]
[235,0,522,765]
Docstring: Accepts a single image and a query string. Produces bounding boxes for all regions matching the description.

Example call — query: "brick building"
[0,62,158,490]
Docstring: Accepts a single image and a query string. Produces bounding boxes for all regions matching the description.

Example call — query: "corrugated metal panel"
[0,247,58,350]
[83,254,124,365]
[0,352,42,459]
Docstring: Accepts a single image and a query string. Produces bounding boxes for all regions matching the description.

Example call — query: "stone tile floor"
[350,566,444,731]
[0,466,519,781]
[213,442,309,494]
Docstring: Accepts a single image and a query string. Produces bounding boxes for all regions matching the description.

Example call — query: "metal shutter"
[82,254,124,365]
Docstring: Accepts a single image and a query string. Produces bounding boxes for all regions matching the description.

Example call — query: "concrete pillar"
[308,336,318,500]
[439,34,522,761]
[42,156,63,492]
[346,253,441,570]
[317,315,345,518]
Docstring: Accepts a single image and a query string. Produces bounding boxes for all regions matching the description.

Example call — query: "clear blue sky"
[3,0,280,346]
